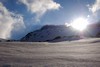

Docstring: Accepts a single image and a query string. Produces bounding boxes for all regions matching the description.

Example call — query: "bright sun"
[70,18,89,31]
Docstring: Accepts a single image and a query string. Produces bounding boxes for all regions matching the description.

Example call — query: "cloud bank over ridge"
[0,2,25,39]
[0,0,61,39]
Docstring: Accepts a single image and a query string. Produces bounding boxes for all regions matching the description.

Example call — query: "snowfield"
[0,38,100,67]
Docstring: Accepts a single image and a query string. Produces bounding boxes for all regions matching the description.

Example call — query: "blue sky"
[0,0,100,39]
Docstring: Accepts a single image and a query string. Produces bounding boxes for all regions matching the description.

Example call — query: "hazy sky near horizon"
[0,0,100,39]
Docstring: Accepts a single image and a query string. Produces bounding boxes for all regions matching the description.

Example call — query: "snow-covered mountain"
[84,23,100,37]
[21,25,80,42]
[21,23,100,42]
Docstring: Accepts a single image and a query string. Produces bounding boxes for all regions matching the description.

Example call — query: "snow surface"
[0,38,100,67]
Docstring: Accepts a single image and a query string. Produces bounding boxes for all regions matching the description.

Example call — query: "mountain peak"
[21,24,100,42]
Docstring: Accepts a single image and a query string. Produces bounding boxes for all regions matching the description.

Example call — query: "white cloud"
[0,2,25,39]
[90,0,100,13]
[19,0,61,21]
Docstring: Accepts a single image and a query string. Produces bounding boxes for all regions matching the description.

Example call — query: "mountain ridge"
[21,23,100,42]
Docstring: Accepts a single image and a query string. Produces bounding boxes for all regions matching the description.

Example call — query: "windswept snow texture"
[0,38,100,67]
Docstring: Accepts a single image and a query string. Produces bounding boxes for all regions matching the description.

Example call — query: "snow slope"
[21,23,100,42]
[21,25,80,42]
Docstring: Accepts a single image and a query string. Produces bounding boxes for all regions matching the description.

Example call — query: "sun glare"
[70,18,89,31]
